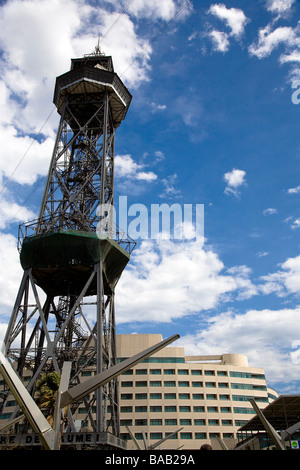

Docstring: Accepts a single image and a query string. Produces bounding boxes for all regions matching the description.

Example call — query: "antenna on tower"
[94,35,105,56]
[84,35,105,59]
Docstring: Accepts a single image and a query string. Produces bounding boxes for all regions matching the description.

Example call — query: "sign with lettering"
[0,432,127,449]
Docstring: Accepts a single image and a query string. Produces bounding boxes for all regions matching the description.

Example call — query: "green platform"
[20,231,130,296]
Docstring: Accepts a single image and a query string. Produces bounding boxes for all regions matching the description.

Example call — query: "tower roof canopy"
[54,60,132,128]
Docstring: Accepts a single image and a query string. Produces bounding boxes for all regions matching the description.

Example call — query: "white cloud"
[280,50,300,63]
[256,251,269,258]
[116,238,257,324]
[224,168,246,197]
[208,30,230,52]
[115,154,157,182]
[208,3,249,38]
[124,0,177,21]
[260,254,300,296]
[0,125,54,185]
[266,0,296,16]
[249,24,300,59]
[151,102,167,113]
[291,218,300,229]
[106,0,192,22]
[160,173,181,198]
[0,233,23,315]
[263,207,278,215]
[177,306,300,388]
[288,184,300,193]
[98,12,152,87]
[207,3,248,53]
[0,197,35,230]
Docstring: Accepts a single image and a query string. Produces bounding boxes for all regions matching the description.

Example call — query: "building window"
[219,395,230,401]
[230,371,251,378]
[251,374,265,380]
[135,393,147,400]
[178,381,189,387]
[150,369,161,375]
[206,394,217,400]
[205,382,216,388]
[179,406,191,412]
[135,419,147,426]
[120,406,132,412]
[121,394,133,400]
[207,406,218,412]
[164,393,176,399]
[165,406,177,412]
[150,393,162,399]
[164,369,175,375]
[178,393,190,400]
[208,419,219,426]
[180,419,192,425]
[165,419,177,425]
[191,370,202,375]
[180,432,192,439]
[232,395,252,402]
[204,370,215,376]
[192,394,204,400]
[120,419,132,426]
[221,419,233,426]
[193,406,205,412]
[136,369,147,375]
[6,400,17,407]
[150,433,163,440]
[235,420,248,427]
[178,369,189,375]
[217,371,227,376]
[218,382,229,388]
[135,406,147,412]
[231,383,252,390]
[165,432,177,440]
[194,419,206,425]
[195,432,207,439]
[233,407,256,414]
[150,405,162,412]
[150,419,162,426]
[192,382,203,387]
[121,381,133,387]
[220,407,231,413]
[150,381,162,387]
[164,381,176,387]
[231,383,267,391]
[136,381,147,387]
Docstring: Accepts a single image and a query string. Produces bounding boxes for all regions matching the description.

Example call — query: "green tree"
[36,371,61,425]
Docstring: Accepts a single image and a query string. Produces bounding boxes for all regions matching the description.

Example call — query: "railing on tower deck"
[18,216,136,256]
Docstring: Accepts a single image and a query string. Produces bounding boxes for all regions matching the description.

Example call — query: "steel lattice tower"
[1,53,135,445]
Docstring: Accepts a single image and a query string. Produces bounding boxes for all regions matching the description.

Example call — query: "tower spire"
[94,35,104,55]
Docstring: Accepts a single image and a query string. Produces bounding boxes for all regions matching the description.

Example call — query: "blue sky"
[1,0,300,396]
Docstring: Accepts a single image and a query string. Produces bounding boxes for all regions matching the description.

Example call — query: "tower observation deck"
[1,53,135,447]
